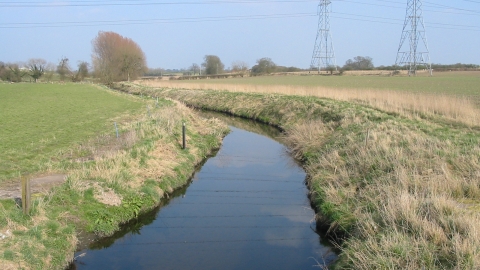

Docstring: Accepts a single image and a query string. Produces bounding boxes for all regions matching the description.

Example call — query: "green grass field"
[0,83,144,182]
[172,71,480,97]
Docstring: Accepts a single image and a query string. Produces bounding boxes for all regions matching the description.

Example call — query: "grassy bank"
[0,83,228,269]
[123,82,480,269]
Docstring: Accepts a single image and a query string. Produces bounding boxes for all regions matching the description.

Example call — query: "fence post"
[115,122,119,138]
[182,122,186,149]
[365,129,370,148]
[21,176,31,215]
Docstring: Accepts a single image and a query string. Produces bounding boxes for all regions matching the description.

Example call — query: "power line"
[2,0,479,15]
[0,9,478,32]
[0,13,316,28]
[335,0,480,16]
[0,0,319,8]
[423,1,480,14]
[461,0,480,4]
[332,11,480,29]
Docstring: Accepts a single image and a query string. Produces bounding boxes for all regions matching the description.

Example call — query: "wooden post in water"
[21,176,31,215]
[182,122,186,149]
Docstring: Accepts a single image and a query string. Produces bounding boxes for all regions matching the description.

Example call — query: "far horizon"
[1,1,479,69]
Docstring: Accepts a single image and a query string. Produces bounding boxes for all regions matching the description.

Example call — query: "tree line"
[2,30,479,84]
[1,31,147,84]
[149,54,479,79]
[0,58,89,83]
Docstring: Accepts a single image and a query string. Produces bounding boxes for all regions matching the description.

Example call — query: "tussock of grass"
[0,88,228,269]
[131,83,480,269]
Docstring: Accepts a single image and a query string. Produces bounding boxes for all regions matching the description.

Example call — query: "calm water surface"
[71,118,337,269]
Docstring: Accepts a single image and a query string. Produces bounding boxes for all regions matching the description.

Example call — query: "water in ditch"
[70,115,337,269]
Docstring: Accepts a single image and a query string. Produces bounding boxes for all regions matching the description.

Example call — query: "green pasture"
[181,71,480,98]
[0,83,144,182]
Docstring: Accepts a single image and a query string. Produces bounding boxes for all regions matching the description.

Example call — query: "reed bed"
[142,80,480,128]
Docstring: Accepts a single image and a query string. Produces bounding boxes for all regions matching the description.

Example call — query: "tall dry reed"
[142,80,480,127]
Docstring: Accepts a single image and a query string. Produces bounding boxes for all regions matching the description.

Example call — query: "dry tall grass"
[283,110,480,269]
[138,85,480,269]
[62,100,227,194]
[141,80,480,128]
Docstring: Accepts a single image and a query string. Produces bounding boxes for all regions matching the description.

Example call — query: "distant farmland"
[141,71,480,127]
[144,71,480,96]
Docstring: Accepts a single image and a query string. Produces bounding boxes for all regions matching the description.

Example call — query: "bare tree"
[44,62,56,82]
[78,62,89,79]
[0,62,7,81]
[92,31,147,84]
[189,63,200,75]
[231,61,249,76]
[72,61,89,82]
[28,58,47,83]
[4,64,27,82]
[325,65,336,75]
[119,39,147,81]
[57,57,71,81]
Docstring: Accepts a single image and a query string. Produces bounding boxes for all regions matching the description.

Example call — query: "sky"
[1,0,479,70]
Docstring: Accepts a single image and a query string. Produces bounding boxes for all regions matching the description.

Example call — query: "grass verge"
[121,82,480,269]
[0,84,228,269]
[0,83,144,183]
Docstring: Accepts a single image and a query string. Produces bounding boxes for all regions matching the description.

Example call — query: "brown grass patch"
[92,183,122,206]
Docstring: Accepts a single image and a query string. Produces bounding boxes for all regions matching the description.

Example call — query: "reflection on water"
[70,114,337,270]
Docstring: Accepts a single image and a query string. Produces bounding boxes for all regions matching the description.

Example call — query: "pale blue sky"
[1,0,479,69]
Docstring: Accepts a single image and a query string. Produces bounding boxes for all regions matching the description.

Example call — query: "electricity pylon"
[395,0,432,76]
[311,0,337,73]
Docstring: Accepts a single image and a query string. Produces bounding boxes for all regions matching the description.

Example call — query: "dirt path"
[0,174,67,199]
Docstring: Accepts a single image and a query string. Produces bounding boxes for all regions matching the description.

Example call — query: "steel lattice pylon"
[395,0,432,76]
[311,0,337,73]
